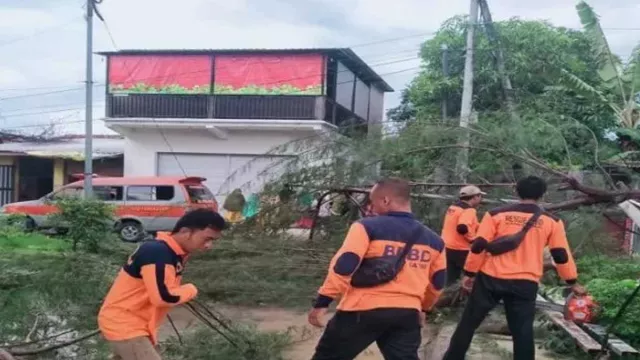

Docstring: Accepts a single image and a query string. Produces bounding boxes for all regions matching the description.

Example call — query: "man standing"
[443,176,582,360]
[308,178,447,360]
[441,185,484,285]
[98,209,226,360]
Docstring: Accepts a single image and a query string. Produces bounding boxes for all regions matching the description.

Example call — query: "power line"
[0,31,431,98]
[0,65,421,130]
[0,16,82,48]
[91,0,118,50]
[0,54,421,115]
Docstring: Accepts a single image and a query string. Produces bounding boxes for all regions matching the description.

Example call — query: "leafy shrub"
[577,255,640,284]
[586,278,640,346]
[50,197,116,253]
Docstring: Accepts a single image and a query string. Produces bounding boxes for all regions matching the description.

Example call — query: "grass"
[0,225,340,359]
[161,326,291,360]
[0,229,70,254]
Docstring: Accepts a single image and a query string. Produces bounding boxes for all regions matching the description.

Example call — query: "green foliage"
[577,255,640,284]
[161,326,290,360]
[0,227,69,254]
[384,15,620,171]
[184,234,333,308]
[50,197,116,253]
[0,243,128,359]
[587,278,640,346]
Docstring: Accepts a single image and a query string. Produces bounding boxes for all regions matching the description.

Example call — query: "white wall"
[122,128,317,177]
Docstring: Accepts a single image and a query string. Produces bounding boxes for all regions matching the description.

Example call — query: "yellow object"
[53,158,65,189]
[224,211,243,224]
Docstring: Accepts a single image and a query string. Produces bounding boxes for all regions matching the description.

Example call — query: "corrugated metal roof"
[96,47,394,92]
[0,137,124,161]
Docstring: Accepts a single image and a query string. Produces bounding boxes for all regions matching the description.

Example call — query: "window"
[126,185,175,201]
[94,186,124,201]
[51,187,83,199]
[185,185,215,202]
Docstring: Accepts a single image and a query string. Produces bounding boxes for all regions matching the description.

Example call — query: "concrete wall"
[121,128,318,177]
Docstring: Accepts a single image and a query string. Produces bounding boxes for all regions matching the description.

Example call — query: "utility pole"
[441,44,449,121]
[456,0,478,182]
[84,0,94,198]
[477,0,519,123]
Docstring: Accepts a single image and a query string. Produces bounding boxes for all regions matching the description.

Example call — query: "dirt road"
[159,305,563,360]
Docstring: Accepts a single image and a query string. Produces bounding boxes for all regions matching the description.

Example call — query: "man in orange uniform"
[443,176,581,360]
[441,185,484,285]
[98,209,226,360]
[308,178,447,360]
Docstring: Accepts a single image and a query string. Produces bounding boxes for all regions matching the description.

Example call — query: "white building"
[99,48,392,201]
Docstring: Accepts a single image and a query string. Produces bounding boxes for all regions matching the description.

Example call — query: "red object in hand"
[564,293,597,323]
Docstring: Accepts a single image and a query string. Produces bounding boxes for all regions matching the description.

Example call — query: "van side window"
[52,187,83,199]
[126,186,175,201]
[94,186,124,201]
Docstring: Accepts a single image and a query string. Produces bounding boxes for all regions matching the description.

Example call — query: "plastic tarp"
[214,54,323,95]
[108,55,212,94]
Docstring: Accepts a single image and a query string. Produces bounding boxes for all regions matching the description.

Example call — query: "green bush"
[586,278,640,346]
[50,197,116,253]
[577,255,640,284]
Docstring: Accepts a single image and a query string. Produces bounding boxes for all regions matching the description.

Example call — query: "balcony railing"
[106,93,368,133]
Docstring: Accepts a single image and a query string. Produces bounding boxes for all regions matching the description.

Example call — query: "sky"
[0,0,638,136]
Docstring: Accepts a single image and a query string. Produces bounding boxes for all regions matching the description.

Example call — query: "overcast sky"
[0,0,638,135]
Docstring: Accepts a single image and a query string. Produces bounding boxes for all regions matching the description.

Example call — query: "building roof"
[0,136,124,161]
[96,48,394,92]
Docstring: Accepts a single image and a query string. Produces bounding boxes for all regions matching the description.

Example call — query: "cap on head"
[459,185,486,198]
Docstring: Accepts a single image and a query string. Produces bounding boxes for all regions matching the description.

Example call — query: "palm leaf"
[624,44,640,103]
[576,1,626,101]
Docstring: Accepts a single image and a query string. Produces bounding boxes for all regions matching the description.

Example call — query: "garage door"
[157,153,291,198]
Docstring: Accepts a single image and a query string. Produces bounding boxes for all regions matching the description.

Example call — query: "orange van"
[2,176,218,242]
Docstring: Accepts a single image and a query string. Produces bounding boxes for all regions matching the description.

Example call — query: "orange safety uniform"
[441,201,479,251]
[313,212,447,312]
[98,232,198,345]
[464,203,577,284]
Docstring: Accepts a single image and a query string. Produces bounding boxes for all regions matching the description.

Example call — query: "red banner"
[107,53,324,95]
[214,54,323,95]
[108,55,211,94]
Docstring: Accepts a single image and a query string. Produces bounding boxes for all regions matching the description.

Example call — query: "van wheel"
[118,221,144,242]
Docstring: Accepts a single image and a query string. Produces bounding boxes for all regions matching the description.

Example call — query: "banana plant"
[559,1,640,130]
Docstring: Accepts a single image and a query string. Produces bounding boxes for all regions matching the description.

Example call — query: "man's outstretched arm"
[313,222,370,308]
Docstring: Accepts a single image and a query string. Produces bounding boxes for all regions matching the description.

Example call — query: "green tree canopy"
[388,15,619,168]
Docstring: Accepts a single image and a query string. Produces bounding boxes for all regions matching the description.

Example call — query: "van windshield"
[185,185,215,202]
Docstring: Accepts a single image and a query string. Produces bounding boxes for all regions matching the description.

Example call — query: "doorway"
[18,157,54,201]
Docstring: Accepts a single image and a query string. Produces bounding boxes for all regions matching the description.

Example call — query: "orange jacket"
[441,201,479,251]
[98,232,197,344]
[464,203,577,284]
[314,212,447,312]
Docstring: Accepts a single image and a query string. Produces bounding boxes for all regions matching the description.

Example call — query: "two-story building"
[99,48,392,202]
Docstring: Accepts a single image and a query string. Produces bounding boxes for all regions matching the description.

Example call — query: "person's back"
[465,203,573,282]
[441,186,484,285]
[308,178,446,360]
[443,176,580,360]
[322,212,445,312]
